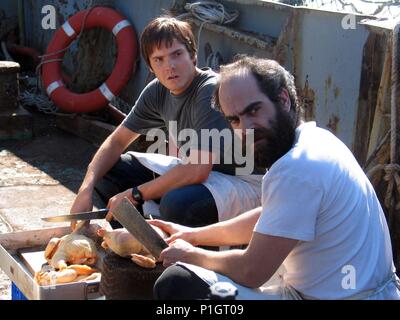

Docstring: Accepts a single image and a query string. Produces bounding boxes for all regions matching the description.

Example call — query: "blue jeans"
[95,153,218,228]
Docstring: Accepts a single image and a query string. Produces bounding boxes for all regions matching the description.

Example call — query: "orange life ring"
[42,7,137,113]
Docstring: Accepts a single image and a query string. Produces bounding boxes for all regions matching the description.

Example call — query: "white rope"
[19,89,59,114]
[184,1,239,25]
[36,0,95,92]
[177,1,238,71]
[177,1,239,53]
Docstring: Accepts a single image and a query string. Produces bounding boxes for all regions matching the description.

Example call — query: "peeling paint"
[324,75,332,110]
[353,32,387,165]
[273,12,296,66]
[298,75,316,121]
[334,86,340,99]
[327,114,340,134]
[325,75,332,88]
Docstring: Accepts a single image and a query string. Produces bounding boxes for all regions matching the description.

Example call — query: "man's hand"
[160,239,200,267]
[105,188,138,222]
[70,189,93,231]
[147,219,199,245]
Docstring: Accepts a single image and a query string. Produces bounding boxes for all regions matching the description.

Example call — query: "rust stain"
[325,75,332,88]
[274,12,296,66]
[291,11,302,93]
[297,75,316,121]
[327,114,340,134]
[334,87,340,99]
[324,75,332,110]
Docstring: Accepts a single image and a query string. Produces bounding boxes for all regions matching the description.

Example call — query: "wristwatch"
[131,186,144,205]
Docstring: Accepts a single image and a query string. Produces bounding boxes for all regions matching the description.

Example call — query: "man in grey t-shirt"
[70,16,261,229]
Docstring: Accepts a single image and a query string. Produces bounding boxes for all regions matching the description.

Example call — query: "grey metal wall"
[184,1,372,149]
[115,0,176,104]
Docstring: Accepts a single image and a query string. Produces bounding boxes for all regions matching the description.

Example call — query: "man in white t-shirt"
[148,55,400,299]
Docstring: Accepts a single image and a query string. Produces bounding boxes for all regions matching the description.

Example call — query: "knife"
[41,208,109,222]
[112,197,168,259]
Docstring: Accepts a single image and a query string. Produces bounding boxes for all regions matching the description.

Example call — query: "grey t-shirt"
[122,68,239,175]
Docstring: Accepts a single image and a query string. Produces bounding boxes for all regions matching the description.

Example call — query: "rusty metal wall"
[294,9,370,150]
[182,0,373,151]
[21,0,388,154]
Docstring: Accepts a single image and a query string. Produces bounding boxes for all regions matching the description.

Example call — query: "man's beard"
[251,108,296,170]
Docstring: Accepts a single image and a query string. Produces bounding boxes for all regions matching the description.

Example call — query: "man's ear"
[279,89,291,113]
[192,53,197,66]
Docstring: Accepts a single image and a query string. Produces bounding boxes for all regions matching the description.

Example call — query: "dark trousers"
[153,264,211,300]
[94,153,218,228]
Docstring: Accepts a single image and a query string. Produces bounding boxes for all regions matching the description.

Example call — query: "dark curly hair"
[213,55,301,125]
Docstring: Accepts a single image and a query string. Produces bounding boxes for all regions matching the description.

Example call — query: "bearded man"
[150,55,400,300]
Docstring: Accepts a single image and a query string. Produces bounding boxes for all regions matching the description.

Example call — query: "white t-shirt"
[255,122,397,299]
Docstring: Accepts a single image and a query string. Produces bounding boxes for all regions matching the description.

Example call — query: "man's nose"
[238,118,255,140]
[240,117,253,131]
[166,57,176,70]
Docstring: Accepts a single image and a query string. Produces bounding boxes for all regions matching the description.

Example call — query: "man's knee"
[154,265,209,300]
[158,189,188,223]
[159,188,218,226]
[153,266,177,299]
[95,153,156,204]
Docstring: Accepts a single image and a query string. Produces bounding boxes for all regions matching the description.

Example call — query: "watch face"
[132,187,143,203]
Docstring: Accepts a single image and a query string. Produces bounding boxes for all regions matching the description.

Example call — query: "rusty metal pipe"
[106,103,127,124]
[7,44,40,66]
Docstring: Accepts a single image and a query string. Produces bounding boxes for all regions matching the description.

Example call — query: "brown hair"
[140,16,197,67]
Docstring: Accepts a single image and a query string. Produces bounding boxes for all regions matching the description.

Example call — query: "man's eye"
[249,107,258,115]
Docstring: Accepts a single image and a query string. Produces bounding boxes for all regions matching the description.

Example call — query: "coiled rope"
[177,1,239,70]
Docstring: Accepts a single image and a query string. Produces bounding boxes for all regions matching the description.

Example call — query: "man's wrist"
[131,186,144,205]
[78,185,94,194]
[191,228,202,247]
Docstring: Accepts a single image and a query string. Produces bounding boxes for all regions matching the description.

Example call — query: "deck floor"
[0,113,105,299]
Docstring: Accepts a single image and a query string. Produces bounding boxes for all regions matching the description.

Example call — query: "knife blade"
[112,197,168,259]
[41,208,109,222]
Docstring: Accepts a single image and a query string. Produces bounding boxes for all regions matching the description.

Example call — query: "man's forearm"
[192,207,262,247]
[138,163,211,201]
[192,248,255,287]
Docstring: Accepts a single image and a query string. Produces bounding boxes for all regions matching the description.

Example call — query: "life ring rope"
[37,7,94,74]
[41,7,137,113]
